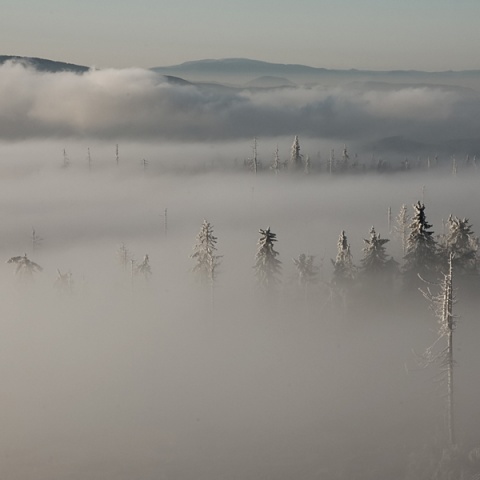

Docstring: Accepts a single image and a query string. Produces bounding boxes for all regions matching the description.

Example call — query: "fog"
[2,61,480,155]
[1,139,480,479]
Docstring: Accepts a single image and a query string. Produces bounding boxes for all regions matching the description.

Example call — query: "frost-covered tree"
[254,227,281,289]
[117,242,132,272]
[331,230,355,288]
[394,204,409,255]
[360,227,399,294]
[7,253,43,280]
[403,201,438,287]
[419,254,456,447]
[410,254,478,479]
[135,254,152,280]
[289,135,302,171]
[304,154,311,175]
[271,145,281,175]
[360,226,390,277]
[245,137,261,173]
[439,215,478,276]
[293,253,319,307]
[191,220,222,284]
[55,269,73,294]
[293,253,319,288]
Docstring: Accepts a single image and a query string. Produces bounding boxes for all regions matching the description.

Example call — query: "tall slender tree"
[331,230,355,288]
[191,220,222,284]
[117,242,132,272]
[419,254,456,447]
[254,227,281,290]
[271,145,281,175]
[394,204,410,255]
[289,136,302,171]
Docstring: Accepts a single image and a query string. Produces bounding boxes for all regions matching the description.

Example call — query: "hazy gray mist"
[2,61,480,157]
[1,140,480,479]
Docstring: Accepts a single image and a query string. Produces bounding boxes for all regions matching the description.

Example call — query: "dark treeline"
[240,136,480,177]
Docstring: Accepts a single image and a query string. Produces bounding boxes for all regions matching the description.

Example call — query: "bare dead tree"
[419,253,456,447]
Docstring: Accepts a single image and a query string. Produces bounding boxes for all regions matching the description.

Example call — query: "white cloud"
[0,62,479,149]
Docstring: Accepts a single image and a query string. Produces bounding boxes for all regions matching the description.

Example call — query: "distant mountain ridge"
[152,58,480,89]
[0,55,89,73]
[3,55,480,90]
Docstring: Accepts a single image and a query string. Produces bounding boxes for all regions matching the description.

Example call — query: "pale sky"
[2,0,480,71]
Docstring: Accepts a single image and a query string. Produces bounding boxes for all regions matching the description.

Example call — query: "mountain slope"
[0,55,89,73]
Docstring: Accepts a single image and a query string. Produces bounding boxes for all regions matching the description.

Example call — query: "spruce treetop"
[254,227,282,288]
[191,219,222,283]
[360,226,390,276]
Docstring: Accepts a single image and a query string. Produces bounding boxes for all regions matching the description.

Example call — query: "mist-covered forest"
[1,138,479,480]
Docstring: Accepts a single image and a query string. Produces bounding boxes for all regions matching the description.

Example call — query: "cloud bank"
[1,61,479,150]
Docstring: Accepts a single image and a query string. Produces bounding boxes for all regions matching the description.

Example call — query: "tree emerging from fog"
[439,215,478,276]
[191,220,222,284]
[394,204,409,255]
[254,227,281,290]
[117,242,132,272]
[135,254,152,280]
[7,253,43,280]
[331,230,356,288]
[293,253,319,287]
[293,253,319,304]
[360,226,390,277]
[289,135,302,171]
[419,254,458,451]
[55,269,73,294]
[403,201,438,287]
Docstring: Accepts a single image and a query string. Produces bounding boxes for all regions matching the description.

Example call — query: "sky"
[2,0,480,71]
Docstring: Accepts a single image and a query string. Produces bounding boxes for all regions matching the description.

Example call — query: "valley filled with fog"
[1,138,480,480]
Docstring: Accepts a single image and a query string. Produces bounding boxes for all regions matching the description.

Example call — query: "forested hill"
[0,55,89,73]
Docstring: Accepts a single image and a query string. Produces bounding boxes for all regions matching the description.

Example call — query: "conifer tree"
[293,253,319,308]
[293,253,319,288]
[289,135,302,171]
[7,253,43,280]
[117,242,132,272]
[55,269,73,294]
[331,230,355,288]
[191,220,221,284]
[254,227,281,289]
[135,254,152,280]
[360,226,390,277]
[304,154,311,175]
[403,201,438,287]
[271,145,281,175]
[439,215,478,276]
[394,204,409,255]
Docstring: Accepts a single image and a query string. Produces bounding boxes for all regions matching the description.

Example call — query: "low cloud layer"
[1,61,480,150]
